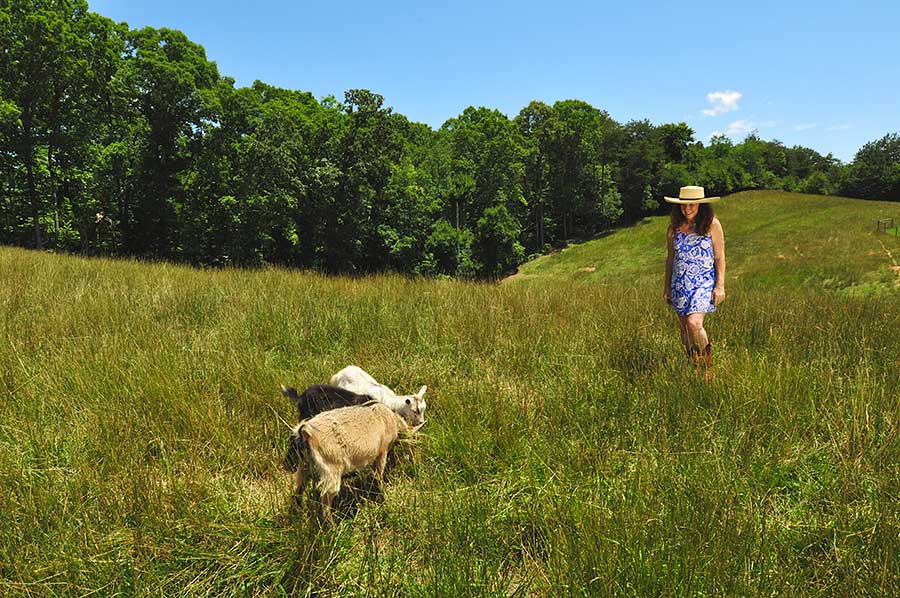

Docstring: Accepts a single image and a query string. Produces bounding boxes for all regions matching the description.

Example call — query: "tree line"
[2,0,899,278]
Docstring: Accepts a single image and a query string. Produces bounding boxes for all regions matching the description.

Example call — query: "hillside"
[1,192,899,595]
[509,191,900,295]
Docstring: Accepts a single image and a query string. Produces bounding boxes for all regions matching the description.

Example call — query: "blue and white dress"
[670,229,717,316]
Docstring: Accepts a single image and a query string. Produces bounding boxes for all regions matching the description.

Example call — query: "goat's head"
[396,385,427,428]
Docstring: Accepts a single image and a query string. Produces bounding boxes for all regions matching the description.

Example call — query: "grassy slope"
[510,190,900,295]
[1,192,899,596]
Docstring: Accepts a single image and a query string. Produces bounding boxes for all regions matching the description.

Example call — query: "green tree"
[0,0,888,275]
[472,203,524,278]
[122,26,220,257]
[0,1,127,251]
[54,12,128,253]
[180,80,347,267]
[440,106,524,276]
[797,170,835,196]
[1,0,86,247]
[733,133,779,189]
[843,133,900,201]
[617,119,665,219]
[423,217,473,276]
[378,158,440,272]
[515,100,554,251]
[544,100,621,237]
[657,122,694,164]
[785,144,841,181]
[692,135,750,196]
[319,89,409,272]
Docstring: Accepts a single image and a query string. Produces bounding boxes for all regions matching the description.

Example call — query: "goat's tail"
[281,384,301,403]
[282,422,312,473]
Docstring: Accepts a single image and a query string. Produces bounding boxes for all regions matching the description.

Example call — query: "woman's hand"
[713,287,726,306]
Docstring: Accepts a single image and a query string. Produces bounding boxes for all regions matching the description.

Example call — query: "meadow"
[1,191,899,596]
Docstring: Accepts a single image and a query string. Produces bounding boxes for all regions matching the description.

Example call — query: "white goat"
[285,401,408,523]
[329,365,427,428]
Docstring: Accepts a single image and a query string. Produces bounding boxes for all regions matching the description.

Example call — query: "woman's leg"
[685,312,713,378]
[685,313,709,351]
[677,315,693,359]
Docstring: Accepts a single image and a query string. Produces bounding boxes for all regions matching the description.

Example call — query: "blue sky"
[90,0,899,162]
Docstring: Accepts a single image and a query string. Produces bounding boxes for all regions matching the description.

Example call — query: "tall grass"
[1,194,899,595]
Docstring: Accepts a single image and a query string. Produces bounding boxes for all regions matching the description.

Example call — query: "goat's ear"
[416,385,427,398]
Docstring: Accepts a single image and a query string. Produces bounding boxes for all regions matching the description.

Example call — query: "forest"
[2,0,899,277]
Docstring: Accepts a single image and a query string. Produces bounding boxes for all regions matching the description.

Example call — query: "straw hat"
[664,186,720,204]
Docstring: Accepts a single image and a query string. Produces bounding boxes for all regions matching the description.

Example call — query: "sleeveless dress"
[670,229,716,316]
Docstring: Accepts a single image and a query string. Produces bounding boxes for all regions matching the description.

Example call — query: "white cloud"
[702,90,742,116]
[726,120,754,135]
[708,120,754,141]
[795,123,817,131]
[826,123,853,131]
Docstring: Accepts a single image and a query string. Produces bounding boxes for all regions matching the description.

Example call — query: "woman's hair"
[670,204,715,235]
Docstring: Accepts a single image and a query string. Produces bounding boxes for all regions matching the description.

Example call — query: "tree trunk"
[22,109,43,249]
[537,203,544,249]
[1,173,10,240]
[48,128,61,247]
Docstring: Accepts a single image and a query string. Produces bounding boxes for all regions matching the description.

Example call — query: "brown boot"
[702,340,713,381]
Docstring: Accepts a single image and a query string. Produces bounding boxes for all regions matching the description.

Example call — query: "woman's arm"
[664,225,675,304]
[710,218,726,305]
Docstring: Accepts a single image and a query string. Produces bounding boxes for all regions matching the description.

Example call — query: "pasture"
[1,191,899,595]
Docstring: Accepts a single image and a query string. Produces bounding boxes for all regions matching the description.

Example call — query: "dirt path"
[878,240,900,287]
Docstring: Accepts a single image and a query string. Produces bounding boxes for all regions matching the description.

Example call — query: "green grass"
[2,191,900,596]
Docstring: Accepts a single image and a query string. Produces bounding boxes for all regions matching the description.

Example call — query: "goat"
[280,383,373,422]
[283,401,408,523]
[329,365,427,428]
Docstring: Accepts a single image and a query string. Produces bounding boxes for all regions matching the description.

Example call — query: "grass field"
[2,191,900,596]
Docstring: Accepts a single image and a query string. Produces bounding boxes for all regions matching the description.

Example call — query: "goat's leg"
[320,491,336,526]
[373,450,388,494]
[318,474,341,526]
[294,466,309,495]
[291,468,309,510]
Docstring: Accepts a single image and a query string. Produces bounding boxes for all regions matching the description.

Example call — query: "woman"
[663,186,726,378]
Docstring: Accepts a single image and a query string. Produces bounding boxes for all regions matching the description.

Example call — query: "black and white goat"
[280,383,372,422]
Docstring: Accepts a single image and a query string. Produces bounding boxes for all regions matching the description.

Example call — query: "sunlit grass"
[1,192,899,595]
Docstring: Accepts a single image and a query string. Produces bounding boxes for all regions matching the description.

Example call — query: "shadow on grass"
[290,472,386,523]
[280,473,385,593]
[608,340,666,381]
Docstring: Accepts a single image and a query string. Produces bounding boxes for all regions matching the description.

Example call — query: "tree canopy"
[0,1,895,277]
